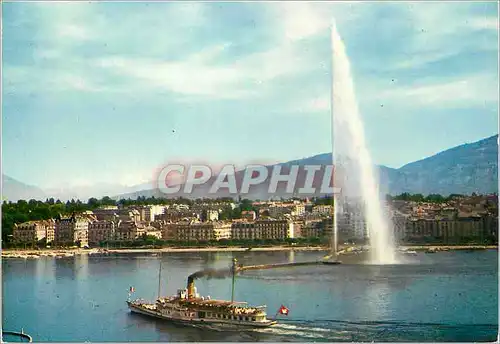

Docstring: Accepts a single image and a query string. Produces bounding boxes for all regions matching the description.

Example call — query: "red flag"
[278,305,289,315]
[129,286,135,293]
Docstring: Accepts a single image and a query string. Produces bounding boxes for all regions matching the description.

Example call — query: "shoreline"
[400,245,498,251]
[1,244,497,258]
[0,246,329,258]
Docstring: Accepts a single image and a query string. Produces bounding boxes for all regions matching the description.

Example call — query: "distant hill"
[2,175,47,202]
[113,134,498,200]
[391,135,498,195]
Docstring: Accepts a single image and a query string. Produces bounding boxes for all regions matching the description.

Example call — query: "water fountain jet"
[330,20,397,265]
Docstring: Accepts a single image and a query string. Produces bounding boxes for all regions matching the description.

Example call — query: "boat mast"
[231,258,237,303]
[157,253,162,299]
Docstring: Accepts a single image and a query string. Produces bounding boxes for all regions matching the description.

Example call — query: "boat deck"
[128,301,277,329]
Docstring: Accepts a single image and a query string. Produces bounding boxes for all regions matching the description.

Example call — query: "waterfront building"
[88,220,118,245]
[161,224,177,241]
[230,218,295,240]
[13,219,55,245]
[174,221,232,242]
[231,220,257,240]
[55,215,92,247]
[300,219,323,238]
[403,213,493,244]
[320,217,334,241]
[392,211,409,243]
[115,221,138,241]
[334,211,368,242]
[255,218,295,240]
[291,220,302,238]
[46,220,56,244]
[136,223,163,239]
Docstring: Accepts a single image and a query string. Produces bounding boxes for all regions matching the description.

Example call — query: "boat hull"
[127,301,277,329]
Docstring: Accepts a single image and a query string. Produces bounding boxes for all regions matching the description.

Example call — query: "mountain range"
[2,134,498,202]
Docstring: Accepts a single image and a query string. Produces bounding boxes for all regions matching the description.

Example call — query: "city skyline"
[3,2,498,189]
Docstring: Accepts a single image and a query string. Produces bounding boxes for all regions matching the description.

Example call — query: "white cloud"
[272,2,366,43]
[371,73,498,109]
[293,71,498,116]
[469,17,499,31]
[5,1,498,106]
[80,3,365,99]
[56,23,91,40]
[32,2,97,43]
[279,2,331,41]
[94,40,316,99]
[394,3,498,68]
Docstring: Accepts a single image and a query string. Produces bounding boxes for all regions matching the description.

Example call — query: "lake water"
[2,250,498,342]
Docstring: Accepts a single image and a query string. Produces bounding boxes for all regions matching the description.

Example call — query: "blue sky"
[2,1,499,189]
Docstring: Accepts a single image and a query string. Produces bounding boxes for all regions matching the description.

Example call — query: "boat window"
[252,317,256,321]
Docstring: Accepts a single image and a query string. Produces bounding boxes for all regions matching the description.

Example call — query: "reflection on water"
[2,250,498,342]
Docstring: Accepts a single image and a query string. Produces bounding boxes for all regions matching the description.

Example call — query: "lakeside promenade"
[1,245,497,259]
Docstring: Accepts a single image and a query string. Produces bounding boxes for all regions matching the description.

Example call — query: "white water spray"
[330,21,396,264]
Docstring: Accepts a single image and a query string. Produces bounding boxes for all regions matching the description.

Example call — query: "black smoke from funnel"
[188,266,239,282]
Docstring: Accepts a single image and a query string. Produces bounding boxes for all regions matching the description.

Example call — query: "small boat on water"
[127,258,277,329]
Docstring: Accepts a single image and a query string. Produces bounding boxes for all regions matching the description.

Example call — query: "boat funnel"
[187,276,195,299]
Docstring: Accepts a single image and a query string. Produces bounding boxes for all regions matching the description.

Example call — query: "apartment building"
[403,214,492,243]
[88,220,119,245]
[173,221,232,242]
[231,220,257,240]
[115,221,138,241]
[13,219,55,245]
[300,219,323,238]
[55,215,92,247]
[255,218,295,240]
[136,224,163,239]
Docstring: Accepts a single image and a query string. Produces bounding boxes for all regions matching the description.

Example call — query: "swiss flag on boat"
[278,305,289,315]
